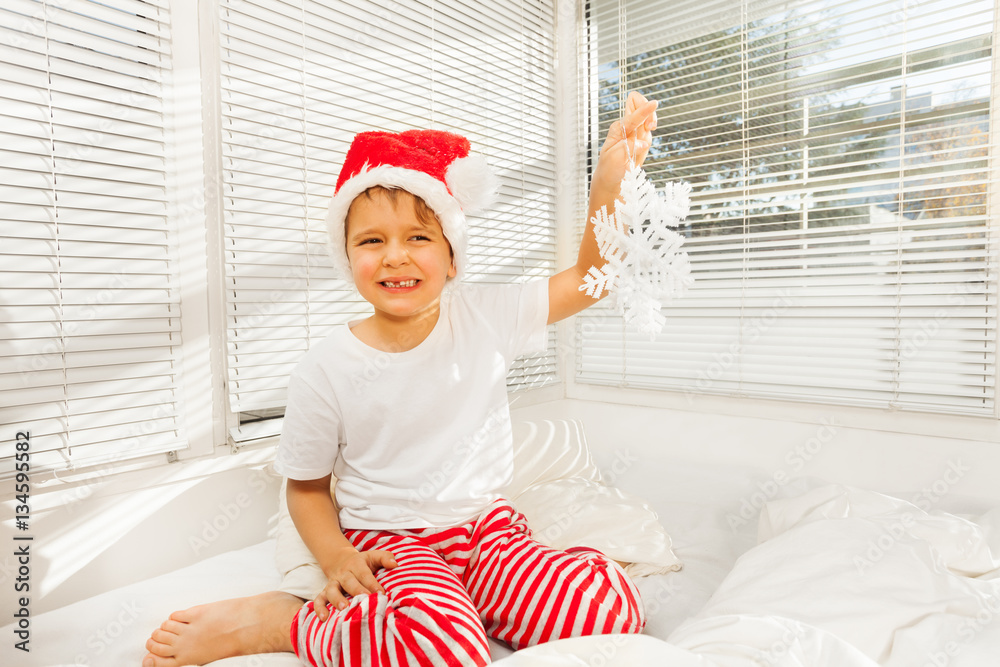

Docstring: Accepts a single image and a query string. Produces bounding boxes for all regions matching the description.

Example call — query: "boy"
[142,90,658,667]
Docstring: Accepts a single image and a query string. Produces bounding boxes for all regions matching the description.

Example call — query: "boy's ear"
[447,244,456,278]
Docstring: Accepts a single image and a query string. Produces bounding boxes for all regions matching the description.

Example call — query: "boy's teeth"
[383,279,417,288]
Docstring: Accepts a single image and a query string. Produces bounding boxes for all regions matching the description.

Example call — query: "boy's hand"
[591,90,659,199]
[313,546,398,621]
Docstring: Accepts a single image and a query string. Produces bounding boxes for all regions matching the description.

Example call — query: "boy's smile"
[377,276,422,293]
[380,279,419,289]
[345,188,456,343]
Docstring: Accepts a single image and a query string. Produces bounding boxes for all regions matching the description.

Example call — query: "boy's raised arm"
[547,91,659,325]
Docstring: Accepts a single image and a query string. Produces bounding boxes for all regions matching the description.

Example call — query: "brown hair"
[346,186,439,229]
[344,186,453,259]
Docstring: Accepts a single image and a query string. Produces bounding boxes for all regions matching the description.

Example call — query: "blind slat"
[220,0,559,422]
[0,0,187,474]
[578,0,997,416]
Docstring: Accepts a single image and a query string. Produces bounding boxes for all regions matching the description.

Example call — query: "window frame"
[568,0,1000,440]
[211,0,566,451]
[0,0,221,482]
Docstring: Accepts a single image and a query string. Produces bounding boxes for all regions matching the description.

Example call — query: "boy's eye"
[357,235,430,244]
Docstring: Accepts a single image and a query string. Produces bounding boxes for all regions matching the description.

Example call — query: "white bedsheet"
[7,467,999,666]
[497,481,1000,666]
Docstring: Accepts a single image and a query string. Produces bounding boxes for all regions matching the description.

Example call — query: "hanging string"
[299,1,311,355]
[617,0,628,387]
[737,0,750,397]
[41,0,73,468]
[618,0,627,119]
[889,0,909,411]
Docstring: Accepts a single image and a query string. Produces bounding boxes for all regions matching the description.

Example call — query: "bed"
[8,420,1000,666]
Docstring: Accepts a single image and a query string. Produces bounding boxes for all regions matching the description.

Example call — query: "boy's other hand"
[313,546,398,621]
[592,90,659,198]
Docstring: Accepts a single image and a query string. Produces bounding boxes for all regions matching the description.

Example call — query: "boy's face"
[345,190,456,321]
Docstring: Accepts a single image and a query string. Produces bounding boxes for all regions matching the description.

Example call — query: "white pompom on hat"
[326,129,499,284]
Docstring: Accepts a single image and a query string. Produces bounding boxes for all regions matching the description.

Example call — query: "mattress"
[6,461,998,666]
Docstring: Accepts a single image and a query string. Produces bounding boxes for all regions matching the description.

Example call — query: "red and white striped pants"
[290,499,645,666]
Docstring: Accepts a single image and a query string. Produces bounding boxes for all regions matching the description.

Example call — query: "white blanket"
[9,479,999,666]
[497,483,1000,666]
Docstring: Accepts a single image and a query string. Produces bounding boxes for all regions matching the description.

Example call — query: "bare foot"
[142,591,305,666]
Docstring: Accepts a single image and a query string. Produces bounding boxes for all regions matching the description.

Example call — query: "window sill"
[567,379,1000,443]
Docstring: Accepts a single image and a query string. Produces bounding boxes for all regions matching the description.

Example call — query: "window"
[578,0,998,416]
[5,0,995,486]
[1,0,561,477]
[0,0,197,474]
[219,0,561,443]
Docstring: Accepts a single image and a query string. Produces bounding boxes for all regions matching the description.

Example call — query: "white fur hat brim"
[326,164,479,285]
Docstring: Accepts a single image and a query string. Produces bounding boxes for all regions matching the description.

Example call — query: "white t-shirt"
[273,278,549,530]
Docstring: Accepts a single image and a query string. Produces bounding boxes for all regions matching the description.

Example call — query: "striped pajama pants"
[290,498,645,667]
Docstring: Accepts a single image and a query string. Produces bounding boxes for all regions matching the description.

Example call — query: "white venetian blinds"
[219,0,559,421]
[579,0,998,415]
[0,0,186,473]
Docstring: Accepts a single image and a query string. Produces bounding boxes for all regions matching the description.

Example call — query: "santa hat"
[326,129,499,284]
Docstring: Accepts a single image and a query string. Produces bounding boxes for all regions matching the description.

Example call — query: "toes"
[145,636,175,657]
[168,603,204,623]
[159,619,186,636]
[142,652,169,667]
[168,608,193,623]
[151,628,179,645]
[148,618,185,651]
[142,650,165,667]
[142,652,179,667]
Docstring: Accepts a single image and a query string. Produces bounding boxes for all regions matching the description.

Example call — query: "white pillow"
[270,418,681,587]
[668,484,1000,666]
[506,418,603,494]
[505,419,682,578]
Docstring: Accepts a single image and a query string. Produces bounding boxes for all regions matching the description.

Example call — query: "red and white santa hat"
[326,129,499,284]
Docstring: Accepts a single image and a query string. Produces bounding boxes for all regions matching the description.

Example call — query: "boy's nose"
[382,241,409,266]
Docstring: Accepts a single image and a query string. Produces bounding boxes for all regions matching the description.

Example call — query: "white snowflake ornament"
[581,160,694,337]
[579,263,617,299]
